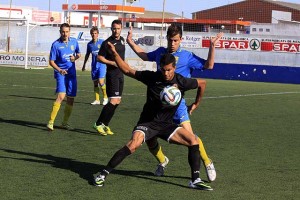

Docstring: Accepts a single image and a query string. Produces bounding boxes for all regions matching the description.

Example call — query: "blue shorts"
[173,98,190,125]
[92,63,106,80]
[54,71,77,97]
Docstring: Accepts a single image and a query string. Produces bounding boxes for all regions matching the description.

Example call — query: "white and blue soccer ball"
[160,85,182,106]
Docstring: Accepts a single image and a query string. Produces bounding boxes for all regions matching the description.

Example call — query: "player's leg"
[176,99,216,182]
[47,74,66,131]
[94,76,123,135]
[168,127,212,191]
[61,75,76,130]
[91,69,100,105]
[94,130,145,187]
[98,64,108,105]
[146,138,169,176]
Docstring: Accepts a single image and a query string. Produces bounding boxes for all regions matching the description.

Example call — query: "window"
[259,28,263,32]
[266,28,270,32]
[252,28,257,32]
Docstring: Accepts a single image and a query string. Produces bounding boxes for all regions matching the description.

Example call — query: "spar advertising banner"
[0,54,48,67]
[202,36,300,53]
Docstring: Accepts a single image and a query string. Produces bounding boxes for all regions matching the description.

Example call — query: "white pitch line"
[0,83,299,99]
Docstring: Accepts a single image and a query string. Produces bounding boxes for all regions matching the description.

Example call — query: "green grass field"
[0,66,299,200]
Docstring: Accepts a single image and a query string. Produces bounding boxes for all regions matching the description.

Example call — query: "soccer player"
[93,20,125,136]
[47,23,81,131]
[82,27,108,106]
[93,43,212,191]
[127,24,223,181]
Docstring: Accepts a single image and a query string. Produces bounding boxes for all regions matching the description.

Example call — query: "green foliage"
[0,67,299,200]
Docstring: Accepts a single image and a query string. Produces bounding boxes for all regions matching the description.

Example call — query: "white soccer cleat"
[91,100,101,105]
[205,160,216,182]
[102,98,108,105]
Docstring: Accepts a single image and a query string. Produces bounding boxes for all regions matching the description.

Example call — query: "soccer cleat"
[60,123,74,130]
[91,100,101,105]
[154,156,169,176]
[205,160,216,182]
[47,122,54,131]
[93,123,107,136]
[93,173,105,187]
[104,125,114,135]
[188,178,213,191]
[102,98,108,105]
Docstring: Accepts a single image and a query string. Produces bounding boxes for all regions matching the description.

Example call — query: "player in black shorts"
[93,20,125,135]
[93,42,213,191]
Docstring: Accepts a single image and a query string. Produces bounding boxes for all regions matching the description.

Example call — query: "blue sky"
[2,0,299,18]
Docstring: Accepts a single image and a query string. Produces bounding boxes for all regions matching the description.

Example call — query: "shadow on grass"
[9,94,91,105]
[0,148,190,189]
[0,117,97,135]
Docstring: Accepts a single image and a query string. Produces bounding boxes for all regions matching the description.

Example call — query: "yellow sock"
[100,84,108,99]
[49,102,61,124]
[62,104,73,125]
[149,144,166,164]
[94,86,100,101]
[198,137,211,166]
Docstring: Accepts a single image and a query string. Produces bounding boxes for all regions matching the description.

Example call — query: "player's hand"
[59,69,68,75]
[187,103,198,115]
[211,32,223,46]
[126,26,133,43]
[70,55,76,62]
[107,42,117,54]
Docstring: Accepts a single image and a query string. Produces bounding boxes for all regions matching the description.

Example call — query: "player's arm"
[49,60,68,75]
[97,43,117,67]
[82,46,90,71]
[107,42,136,78]
[188,79,206,115]
[203,32,223,69]
[126,26,149,61]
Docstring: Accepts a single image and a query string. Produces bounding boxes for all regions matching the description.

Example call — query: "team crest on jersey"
[121,40,125,45]
[98,44,101,49]
[70,45,74,51]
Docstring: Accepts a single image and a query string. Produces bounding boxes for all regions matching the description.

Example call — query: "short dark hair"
[90,26,99,34]
[167,24,182,38]
[111,19,122,27]
[160,53,176,68]
[60,23,70,30]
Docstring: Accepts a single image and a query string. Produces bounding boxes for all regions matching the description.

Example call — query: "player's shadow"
[0,117,97,135]
[8,95,91,105]
[0,148,189,188]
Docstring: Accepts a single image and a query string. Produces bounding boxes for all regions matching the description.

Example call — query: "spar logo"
[273,43,300,52]
[249,39,260,50]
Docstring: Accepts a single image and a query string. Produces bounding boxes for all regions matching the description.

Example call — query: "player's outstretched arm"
[107,42,136,78]
[188,79,206,115]
[203,32,223,69]
[126,26,149,61]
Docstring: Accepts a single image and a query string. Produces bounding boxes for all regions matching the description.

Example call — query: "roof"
[264,0,300,11]
[136,10,184,19]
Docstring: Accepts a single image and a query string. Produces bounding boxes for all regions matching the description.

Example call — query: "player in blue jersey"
[127,24,223,182]
[47,23,81,131]
[82,27,108,106]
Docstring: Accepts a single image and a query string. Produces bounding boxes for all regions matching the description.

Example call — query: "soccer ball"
[160,85,182,106]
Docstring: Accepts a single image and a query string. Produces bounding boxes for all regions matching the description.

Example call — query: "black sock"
[96,102,119,126]
[188,145,200,182]
[103,146,132,175]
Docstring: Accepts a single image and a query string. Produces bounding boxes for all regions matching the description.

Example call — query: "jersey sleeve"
[188,52,206,70]
[98,40,107,57]
[177,75,198,91]
[49,43,57,61]
[135,70,155,85]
